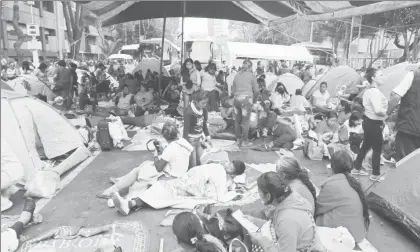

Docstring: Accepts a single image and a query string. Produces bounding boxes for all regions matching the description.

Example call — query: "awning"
[78,1,420,27]
[226,42,313,62]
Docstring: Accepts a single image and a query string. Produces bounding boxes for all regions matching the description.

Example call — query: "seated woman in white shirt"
[112,160,246,215]
[289,89,311,111]
[96,122,194,204]
[269,82,290,114]
[311,82,331,114]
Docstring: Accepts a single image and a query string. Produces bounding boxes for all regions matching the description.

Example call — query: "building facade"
[1,1,107,61]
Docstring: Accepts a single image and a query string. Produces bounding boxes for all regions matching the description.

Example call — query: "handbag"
[303,132,324,161]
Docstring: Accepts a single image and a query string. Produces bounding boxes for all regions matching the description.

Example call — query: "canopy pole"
[180,1,185,63]
[159,13,167,103]
[347,16,355,65]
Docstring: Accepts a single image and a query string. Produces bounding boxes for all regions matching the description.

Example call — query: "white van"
[106,54,136,73]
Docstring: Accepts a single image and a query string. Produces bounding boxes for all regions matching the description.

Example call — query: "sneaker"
[370,175,385,182]
[326,164,331,169]
[235,140,242,147]
[112,192,130,216]
[351,169,369,176]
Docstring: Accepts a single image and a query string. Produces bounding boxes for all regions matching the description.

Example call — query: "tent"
[1,89,86,184]
[303,65,362,99]
[5,76,55,100]
[379,62,420,98]
[1,80,14,91]
[267,73,305,95]
[367,149,420,246]
[225,42,313,62]
[131,58,170,78]
[82,1,418,27]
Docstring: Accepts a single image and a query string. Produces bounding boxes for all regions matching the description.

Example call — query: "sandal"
[96,192,112,199]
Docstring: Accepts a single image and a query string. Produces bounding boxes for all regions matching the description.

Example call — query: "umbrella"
[267,73,305,95]
[379,62,420,98]
[304,65,362,99]
[81,1,415,27]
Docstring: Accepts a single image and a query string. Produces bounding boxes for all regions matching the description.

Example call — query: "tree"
[11,1,31,65]
[99,39,123,57]
[363,6,420,62]
[61,1,88,60]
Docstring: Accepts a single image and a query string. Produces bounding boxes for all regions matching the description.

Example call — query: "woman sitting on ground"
[327,102,354,158]
[97,122,194,199]
[315,111,339,158]
[315,150,370,243]
[172,211,227,252]
[133,83,154,116]
[276,156,317,214]
[183,90,212,168]
[268,118,297,151]
[246,172,316,252]
[270,82,290,114]
[347,112,364,154]
[289,89,311,111]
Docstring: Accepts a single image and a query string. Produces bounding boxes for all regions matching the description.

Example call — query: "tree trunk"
[62,2,84,60]
[412,28,419,61]
[12,1,30,66]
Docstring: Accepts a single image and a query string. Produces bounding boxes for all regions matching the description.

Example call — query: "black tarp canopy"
[78,1,420,27]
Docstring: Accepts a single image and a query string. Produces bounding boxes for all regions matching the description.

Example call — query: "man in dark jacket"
[387,68,420,161]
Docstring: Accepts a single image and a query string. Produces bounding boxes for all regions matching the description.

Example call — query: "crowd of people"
[1,52,419,252]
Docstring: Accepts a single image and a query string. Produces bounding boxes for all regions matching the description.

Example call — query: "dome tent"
[267,73,305,95]
[1,89,88,185]
[303,66,362,99]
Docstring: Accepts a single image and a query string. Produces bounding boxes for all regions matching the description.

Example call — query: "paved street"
[4,144,420,252]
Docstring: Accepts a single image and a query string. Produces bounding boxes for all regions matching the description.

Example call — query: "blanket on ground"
[20,221,150,252]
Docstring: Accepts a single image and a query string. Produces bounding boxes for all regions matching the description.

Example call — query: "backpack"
[96,119,113,151]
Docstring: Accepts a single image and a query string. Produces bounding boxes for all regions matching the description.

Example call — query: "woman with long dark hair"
[316,150,370,243]
[352,67,388,182]
[248,172,316,251]
[276,156,317,214]
[181,58,201,109]
[269,82,290,113]
[183,90,211,168]
[172,211,226,252]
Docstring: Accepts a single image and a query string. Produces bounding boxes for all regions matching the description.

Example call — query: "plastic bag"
[25,170,60,198]
[316,226,355,252]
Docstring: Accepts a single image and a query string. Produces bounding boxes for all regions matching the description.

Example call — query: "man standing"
[53,60,73,110]
[231,59,259,147]
[387,68,420,161]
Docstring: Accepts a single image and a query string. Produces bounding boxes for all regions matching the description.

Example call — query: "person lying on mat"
[1,198,36,252]
[110,160,246,216]
[97,121,194,199]
[315,150,369,243]
[244,172,316,252]
[111,84,135,116]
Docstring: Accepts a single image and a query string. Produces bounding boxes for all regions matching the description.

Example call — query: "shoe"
[112,192,130,216]
[23,197,36,214]
[241,141,253,147]
[351,169,369,176]
[235,140,242,147]
[370,175,385,182]
[326,164,331,169]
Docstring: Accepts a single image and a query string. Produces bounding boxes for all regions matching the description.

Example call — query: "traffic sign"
[26,1,35,5]
[27,24,39,37]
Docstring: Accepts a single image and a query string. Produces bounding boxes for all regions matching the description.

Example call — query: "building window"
[44,28,56,44]
[43,1,54,13]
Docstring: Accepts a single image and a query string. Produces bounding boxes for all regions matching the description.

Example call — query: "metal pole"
[357,16,362,66]
[124,23,127,44]
[180,1,185,63]
[159,14,167,104]
[348,16,354,64]
[30,4,34,24]
[138,20,141,43]
[309,22,314,42]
